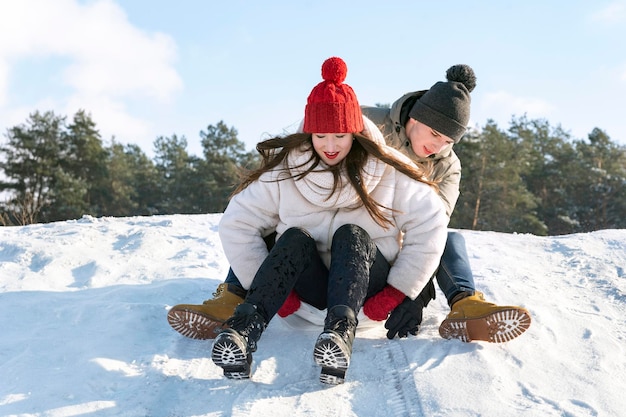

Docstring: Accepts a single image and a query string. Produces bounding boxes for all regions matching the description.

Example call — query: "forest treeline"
[1,110,624,236]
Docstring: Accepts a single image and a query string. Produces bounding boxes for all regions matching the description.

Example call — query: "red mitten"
[363,285,406,321]
[277,290,301,318]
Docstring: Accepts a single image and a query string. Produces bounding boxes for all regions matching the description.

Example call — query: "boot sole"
[211,331,252,379]
[313,333,350,385]
[167,308,227,340]
[439,308,531,343]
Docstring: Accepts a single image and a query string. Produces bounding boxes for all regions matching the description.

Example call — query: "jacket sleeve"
[436,151,461,218]
[386,174,448,300]
[218,173,280,289]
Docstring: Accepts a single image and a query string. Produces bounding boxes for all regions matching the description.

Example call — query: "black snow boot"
[211,302,266,379]
[313,305,358,385]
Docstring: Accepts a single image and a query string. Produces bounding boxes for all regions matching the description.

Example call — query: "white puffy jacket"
[218,117,447,300]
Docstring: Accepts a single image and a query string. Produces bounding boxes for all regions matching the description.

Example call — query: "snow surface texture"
[1,214,625,417]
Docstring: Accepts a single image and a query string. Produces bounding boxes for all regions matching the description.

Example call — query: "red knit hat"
[303,57,364,133]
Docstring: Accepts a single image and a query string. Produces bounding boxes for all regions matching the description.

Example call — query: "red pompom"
[321,57,347,84]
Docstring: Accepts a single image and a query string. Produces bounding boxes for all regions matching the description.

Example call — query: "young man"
[167,65,531,343]
[360,65,531,343]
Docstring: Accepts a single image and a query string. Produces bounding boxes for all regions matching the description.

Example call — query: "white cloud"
[60,2,182,101]
[0,0,181,146]
[591,1,626,24]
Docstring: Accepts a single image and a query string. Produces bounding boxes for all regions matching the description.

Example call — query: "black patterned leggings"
[245,224,390,322]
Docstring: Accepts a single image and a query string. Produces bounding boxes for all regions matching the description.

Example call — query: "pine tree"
[104,142,159,216]
[153,134,202,214]
[0,111,66,224]
[574,128,626,231]
[452,120,546,234]
[198,121,255,213]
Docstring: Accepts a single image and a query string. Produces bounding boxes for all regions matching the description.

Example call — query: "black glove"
[384,296,425,339]
[384,278,435,339]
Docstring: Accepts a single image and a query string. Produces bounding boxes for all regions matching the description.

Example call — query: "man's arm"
[434,153,461,218]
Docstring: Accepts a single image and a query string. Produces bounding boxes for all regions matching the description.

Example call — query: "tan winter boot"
[167,283,245,340]
[439,291,531,343]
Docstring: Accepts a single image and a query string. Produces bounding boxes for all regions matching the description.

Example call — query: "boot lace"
[226,304,266,351]
[326,316,356,341]
[203,284,226,304]
[227,312,255,333]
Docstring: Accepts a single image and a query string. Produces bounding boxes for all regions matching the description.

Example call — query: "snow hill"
[1,214,625,417]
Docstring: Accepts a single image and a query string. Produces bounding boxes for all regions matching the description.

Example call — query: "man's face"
[405,118,454,158]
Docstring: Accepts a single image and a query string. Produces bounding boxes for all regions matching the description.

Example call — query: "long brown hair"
[232,132,437,228]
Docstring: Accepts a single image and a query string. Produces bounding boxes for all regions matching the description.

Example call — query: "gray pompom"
[446,65,477,93]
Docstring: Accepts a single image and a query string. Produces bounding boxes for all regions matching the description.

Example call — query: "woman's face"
[405,118,454,158]
[312,133,354,166]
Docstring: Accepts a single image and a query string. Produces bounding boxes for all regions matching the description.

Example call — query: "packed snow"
[1,214,625,417]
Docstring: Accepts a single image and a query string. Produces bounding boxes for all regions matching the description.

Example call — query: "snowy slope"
[1,214,625,417]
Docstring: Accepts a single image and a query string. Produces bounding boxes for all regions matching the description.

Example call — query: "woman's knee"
[276,227,314,247]
[333,224,370,244]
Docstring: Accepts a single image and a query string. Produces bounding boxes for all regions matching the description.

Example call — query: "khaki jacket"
[362,91,461,218]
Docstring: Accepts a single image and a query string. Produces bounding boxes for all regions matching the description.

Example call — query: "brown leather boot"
[439,291,531,343]
[167,283,245,339]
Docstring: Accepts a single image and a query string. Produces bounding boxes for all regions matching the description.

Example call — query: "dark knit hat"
[303,57,364,133]
[409,64,477,143]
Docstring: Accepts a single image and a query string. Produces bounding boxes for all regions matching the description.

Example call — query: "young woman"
[210,57,448,384]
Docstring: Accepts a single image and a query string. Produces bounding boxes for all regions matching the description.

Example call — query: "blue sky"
[1,0,625,157]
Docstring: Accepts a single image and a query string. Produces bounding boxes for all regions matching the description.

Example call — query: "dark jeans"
[236,224,389,322]
[226,230,477,308]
